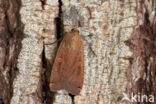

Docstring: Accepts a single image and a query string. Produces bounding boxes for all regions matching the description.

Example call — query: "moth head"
[71,28,79,33]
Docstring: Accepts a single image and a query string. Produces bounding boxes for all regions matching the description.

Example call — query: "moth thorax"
[71,36,79,50]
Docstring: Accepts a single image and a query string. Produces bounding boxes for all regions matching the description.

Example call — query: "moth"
[49,29,84,95]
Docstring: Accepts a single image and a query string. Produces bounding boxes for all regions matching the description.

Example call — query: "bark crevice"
[125,0,155,103]
[41,0,64,103]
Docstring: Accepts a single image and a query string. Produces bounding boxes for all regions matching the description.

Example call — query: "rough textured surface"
[125,0,156,103]
[0,0,23,104]
[2,0,154,104]
[59,0,135,104]
[10,0,59,104]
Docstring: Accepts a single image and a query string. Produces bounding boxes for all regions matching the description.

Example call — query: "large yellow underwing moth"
[49,29,84,95]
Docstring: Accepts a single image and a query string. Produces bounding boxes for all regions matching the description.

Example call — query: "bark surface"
[0,0,155,104]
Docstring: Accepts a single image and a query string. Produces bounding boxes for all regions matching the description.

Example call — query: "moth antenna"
[83,36,97,56]
[89,46,97,56]
[44,37,63,45]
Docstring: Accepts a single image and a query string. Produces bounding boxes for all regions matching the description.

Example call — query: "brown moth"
[49,29,84,95]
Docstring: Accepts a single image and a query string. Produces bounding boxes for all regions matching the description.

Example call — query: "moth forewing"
[49,29,84,95]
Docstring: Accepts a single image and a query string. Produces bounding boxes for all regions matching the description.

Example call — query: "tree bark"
[0,0,155,104]
[0,0,23,103]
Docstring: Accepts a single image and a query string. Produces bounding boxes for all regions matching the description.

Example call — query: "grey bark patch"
[69,6,79,19]
[79,16,85,26]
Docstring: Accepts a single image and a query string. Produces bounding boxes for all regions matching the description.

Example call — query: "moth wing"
[50,31,84,95]
[62,34,84,95]
[49,37,67,91]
